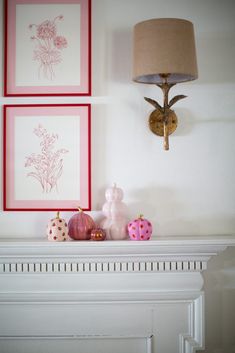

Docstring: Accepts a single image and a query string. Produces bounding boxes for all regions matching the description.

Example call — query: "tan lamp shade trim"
[133,18,198,84]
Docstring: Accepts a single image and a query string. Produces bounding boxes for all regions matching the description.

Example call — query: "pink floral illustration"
[25,124,69,193]
[54,36,68,49]
[29,15,68,80]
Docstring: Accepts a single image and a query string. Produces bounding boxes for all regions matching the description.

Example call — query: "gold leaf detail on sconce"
[144,97,164,113]
[168,95,187,108]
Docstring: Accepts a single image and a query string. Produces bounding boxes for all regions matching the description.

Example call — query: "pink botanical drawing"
[29,15,68,80]
[25,124,69,193]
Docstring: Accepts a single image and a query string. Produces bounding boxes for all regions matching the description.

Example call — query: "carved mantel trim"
[0,235,234,275]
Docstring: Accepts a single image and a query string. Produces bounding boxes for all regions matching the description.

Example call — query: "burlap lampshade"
[133,18,198,84]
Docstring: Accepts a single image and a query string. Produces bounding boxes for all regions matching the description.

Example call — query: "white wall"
[91,0,235,238]
[0,0,235,352]
[0,0,235,237]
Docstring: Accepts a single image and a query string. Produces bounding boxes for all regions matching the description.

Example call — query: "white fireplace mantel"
[0,235,235,299]
[0,235,234,353]
[0,234,234,263]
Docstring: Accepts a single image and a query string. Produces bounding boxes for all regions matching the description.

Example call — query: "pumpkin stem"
[77,206,83,213]
[113,182,117,188]
[56,211,60,219]
[139,214,144,219]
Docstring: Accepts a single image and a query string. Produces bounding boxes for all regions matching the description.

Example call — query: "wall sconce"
[132,18,198,150]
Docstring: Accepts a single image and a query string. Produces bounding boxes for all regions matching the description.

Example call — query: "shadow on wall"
[110,29,132,84]
[202,246,235,353]
[128,185,235,236]
[91,104,109,211]
[169,109,194,137]
[92,28,132,96]
[127,186,185,235]
[163,216,235,237]
[197,35,235,84]
[168,109,235,137]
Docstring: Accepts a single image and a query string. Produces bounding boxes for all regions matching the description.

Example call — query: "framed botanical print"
[4,0,91,96]
[3,104,91,211]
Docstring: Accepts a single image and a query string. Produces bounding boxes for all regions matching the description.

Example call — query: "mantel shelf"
[0,235,234,276]
[0,235,234,255]
[0,235,234,304]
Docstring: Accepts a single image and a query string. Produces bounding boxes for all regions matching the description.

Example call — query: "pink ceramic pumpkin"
[100,183,128,240]
[105,183,124,202]
[128,215,152,241]
[91,228,106,241]
[47,211,68,242]
[68,207,95,240]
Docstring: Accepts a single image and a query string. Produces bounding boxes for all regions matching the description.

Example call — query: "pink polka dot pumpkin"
[47,211,68,242]
[128,215,152,241]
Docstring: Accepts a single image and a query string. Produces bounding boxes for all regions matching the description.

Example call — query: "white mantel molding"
[0,234,233,299]
[0,235,234,353]
[0,235,234,301]
[0,235,234,275]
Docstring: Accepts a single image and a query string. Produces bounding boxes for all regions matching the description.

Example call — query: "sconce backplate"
[149,109,178,137]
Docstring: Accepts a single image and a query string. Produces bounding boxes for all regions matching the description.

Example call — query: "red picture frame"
[3,104,91,211]
[4,0,91,96]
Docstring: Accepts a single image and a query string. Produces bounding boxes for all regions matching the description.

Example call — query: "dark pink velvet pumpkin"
[68,207,95,240]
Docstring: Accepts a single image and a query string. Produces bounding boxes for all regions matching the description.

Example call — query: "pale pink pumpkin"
[47,211,68,242]
[105,183,124,202]
[68,207,95,240]
[128,215,152,241]
[100,184,128,240]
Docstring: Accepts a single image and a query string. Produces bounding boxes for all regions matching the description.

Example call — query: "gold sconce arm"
[145,74,187,150]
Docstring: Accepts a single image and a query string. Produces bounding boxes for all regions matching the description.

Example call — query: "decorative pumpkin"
[68,207,95,240]
[128,215,152,241]
[105,183,124,202]
[91,228,106,241]
[47,211,68,242]
[100,184,128,240]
